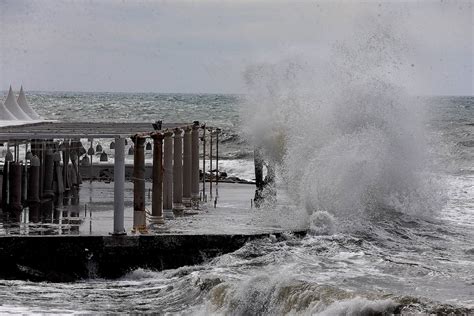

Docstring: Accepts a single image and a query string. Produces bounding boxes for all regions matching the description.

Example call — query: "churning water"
[0,91,471,314]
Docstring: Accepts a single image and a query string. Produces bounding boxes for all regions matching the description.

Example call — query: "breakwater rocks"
[79,164,254,184]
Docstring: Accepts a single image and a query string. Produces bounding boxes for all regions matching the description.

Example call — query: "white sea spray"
[241,9,447,232]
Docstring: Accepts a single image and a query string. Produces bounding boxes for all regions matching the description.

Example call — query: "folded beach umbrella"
[17,86,41,120]
[5,86,31,120]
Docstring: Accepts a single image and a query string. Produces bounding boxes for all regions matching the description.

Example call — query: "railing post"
[210,128,213,199]
[202,125,206,201]
[216,128,220,197]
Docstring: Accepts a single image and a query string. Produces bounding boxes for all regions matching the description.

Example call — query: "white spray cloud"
[241,6,448,231]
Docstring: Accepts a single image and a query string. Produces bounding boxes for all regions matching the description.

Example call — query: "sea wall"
[0,232,305,282]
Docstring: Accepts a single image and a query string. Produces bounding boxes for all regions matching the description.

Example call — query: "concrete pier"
[0,121,301,286]
[172,128,184,214]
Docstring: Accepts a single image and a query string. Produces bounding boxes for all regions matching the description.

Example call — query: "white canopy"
[4,86,31,120]
[17,86,41,120]
[0,98,17,120]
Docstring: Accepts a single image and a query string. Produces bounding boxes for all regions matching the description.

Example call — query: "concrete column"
[191,123,200,203]
[150,133,164,225]
[162,130,174,219]
[113,137,126,235]
[172,128,184,215]
[132,135,146,233]
[182,126,192,207]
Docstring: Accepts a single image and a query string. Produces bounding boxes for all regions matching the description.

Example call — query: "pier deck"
[0,182,307,281]
[0,121,307,281]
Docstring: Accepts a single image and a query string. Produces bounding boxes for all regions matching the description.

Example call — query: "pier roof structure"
[0,121,189,140]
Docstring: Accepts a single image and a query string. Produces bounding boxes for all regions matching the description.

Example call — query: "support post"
[162,130,174,219]
[113,136,126,235]
[216,128,220,197]
[182,126,192,207]
[202,125,206,201]
[209,128,213,199]
[132,135,147,233]
[150,133,164,225]
[172,128,184,215]
[90,138,93,183]
[191,122,200,204]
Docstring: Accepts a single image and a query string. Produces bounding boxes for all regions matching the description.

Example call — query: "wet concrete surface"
[0,182,307,236]
[0,182,307,281]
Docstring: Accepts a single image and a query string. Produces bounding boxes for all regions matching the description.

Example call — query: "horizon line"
[0,89,472,97]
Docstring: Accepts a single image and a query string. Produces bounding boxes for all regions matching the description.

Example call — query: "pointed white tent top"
[0,95,17,120]
[5,86,31,120]
[17,86,41,120]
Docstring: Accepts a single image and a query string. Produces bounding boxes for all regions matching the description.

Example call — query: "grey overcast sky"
[0,0,472,95]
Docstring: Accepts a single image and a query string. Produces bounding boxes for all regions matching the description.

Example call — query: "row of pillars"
[113,122,220,235]
[130,124,200,233]
[1,121,221,232]
[1,139,83,222]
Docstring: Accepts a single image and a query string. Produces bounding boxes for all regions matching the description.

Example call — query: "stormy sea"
[0,88,471,314]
